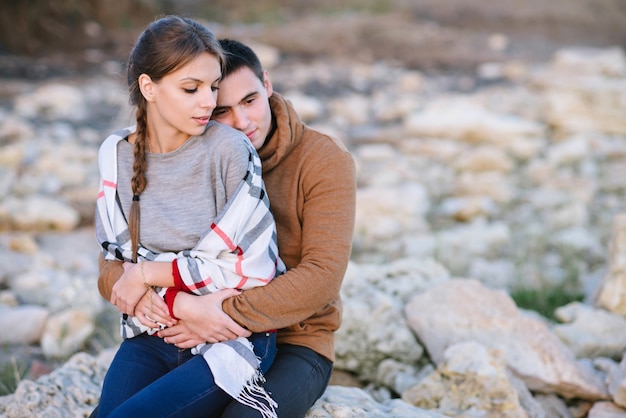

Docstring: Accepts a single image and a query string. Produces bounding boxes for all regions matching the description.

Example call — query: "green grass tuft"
[510,286,584,321]
[0,357,28,396]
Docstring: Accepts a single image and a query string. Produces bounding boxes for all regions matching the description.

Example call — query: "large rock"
[0,349,115,418]
[552,302,626,359]
[334,259,449,383]
[402,341,534,417]
[404,98,545,145]
[604,354,626,409]
[354,183,430,254]
[0,305,49,345]
[0,195,80,232]
[405,279,608,400]
[596,214,626,315]
[41,309,95,359]
[588,402,626,418]
[13,83,87,121]
[306,385,444,418]
[531,47,626,136]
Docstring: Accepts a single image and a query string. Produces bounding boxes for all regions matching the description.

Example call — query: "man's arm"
[103,141,356,338]
[222,144,356,331]
[97,253,123,302]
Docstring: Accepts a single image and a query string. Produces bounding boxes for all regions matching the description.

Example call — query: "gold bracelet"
[140,261,151,289]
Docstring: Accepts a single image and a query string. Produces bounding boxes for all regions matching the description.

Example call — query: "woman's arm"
[98,256,249,339]
[109,259,175,317]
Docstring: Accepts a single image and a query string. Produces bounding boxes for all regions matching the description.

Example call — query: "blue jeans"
[221,344,333,418]
[97,332,276,418]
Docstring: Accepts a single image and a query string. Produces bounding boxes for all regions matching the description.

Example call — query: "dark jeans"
[96,332,276,418]
[221,344,333,418]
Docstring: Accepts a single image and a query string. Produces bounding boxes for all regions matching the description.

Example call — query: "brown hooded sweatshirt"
[222,93,356,362]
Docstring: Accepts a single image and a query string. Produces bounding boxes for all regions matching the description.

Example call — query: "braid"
[131,103,149,196]
[128,103,149,262]
[123,15,224,262]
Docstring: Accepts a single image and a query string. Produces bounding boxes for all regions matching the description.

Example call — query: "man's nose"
[232,108,249,130]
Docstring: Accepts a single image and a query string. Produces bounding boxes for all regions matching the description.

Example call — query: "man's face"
[211,67,273,150]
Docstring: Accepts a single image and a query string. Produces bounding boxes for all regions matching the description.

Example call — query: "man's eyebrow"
[239,91,259,102]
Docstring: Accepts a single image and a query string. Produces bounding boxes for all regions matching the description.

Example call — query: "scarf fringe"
[236,371,278,418]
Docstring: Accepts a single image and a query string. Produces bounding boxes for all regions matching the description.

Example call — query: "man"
[97,39,356,417]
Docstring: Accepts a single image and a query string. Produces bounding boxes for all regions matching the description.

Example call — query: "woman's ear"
[138,73,155,102]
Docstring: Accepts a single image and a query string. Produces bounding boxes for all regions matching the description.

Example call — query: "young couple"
[93,15,355,418]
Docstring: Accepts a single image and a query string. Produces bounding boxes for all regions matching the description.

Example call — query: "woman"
[94,15,283,418]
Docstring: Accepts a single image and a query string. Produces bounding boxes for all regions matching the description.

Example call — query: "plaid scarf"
[96,127,284,417]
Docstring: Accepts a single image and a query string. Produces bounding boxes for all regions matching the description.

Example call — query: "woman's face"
[143,52,221,146]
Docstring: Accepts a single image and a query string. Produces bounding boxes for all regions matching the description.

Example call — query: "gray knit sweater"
[110,121,249,254]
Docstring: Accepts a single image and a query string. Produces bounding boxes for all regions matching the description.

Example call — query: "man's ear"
[262,70,273,97]
[138,73,155,102]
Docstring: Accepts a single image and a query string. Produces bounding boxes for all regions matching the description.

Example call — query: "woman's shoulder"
[104,126,135,142]
[202,121,246,140]
[200,121,251,153]
[99,126,135,154]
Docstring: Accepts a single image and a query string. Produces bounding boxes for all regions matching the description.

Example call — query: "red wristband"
[164,288,181,321]
[172,259,191,292]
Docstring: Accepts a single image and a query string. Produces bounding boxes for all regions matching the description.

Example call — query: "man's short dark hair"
[219,38,264,82]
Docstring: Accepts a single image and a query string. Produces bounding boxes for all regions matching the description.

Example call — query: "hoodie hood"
[257,93,304,173]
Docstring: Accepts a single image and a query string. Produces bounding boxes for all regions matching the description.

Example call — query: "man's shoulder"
[300,126,351,159]
[293,128,355,181]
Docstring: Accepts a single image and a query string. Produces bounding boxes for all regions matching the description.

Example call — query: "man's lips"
[244,129,256,139]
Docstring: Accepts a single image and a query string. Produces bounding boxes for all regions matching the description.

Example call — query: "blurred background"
[2,0,626,410]
[1,0,625,78]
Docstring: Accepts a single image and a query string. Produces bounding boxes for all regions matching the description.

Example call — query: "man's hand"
[110,262,146,316]
[157,321,206,348]
[171,290,251,343]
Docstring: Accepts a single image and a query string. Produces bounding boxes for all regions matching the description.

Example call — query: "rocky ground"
[1,1,626,416]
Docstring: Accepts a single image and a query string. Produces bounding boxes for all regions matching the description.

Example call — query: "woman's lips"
[194,116,210,125]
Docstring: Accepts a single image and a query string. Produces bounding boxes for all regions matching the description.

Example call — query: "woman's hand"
[110,261,147,316]
[167,290,251,343]
[135,288,176,329]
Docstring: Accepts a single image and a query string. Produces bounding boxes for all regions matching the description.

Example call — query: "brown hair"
[219,38,264,82]
[126,15,223,261]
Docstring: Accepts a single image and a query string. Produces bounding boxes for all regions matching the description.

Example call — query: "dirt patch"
[0,0,625,78]
[215,0,626,71]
